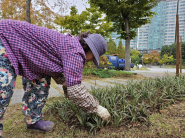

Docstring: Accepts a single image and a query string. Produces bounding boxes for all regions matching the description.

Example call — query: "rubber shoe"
[27,120,55,132]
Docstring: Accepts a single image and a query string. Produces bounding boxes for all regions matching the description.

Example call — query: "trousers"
[0,40,54,137]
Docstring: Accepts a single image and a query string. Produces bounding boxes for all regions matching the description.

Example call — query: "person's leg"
[0,70,16,137]
[22,75,54,132]
[0,40,17,137]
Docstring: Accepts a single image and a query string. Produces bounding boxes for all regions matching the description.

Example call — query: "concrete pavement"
[10,87,62,105]
[131,66,184,78]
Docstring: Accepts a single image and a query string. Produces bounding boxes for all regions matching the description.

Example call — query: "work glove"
[96,105,111,121]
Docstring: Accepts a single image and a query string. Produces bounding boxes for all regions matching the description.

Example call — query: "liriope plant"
[46,74,185,132]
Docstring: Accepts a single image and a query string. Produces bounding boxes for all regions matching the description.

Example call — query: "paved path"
[10,66,180,105]
[132,65,185,73]
[10,78,131,105]
[131,66,185,78]
[10,87,62,105]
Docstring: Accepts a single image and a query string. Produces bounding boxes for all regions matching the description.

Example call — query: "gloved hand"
[96,105,111,121]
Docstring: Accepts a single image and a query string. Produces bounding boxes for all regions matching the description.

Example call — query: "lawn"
[131,66,150,71]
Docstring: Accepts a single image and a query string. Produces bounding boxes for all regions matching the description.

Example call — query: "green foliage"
[130,49,141,57]
[107,38,117,54]
[158,59,164,65]
[162,54,174,64]
[160,44,176,58]
[55,5,113,37]
[88,0,157,39]
[83,55,113,77]
[83,68,132,78]
[160,42,185,60]
[130,50,141,64]
[83,61,96,75]
[47,75,185,131]
[92,69,132,78]
[131,55,141,64]
[116,40,125,58]
[88,0,158,71]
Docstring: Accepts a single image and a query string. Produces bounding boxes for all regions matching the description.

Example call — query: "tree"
[130,49,141,57]
[160,42,185,60]
[150,50,160,63]
[158,59,164,67]
[88,0,158,71]
[162,54,173,64]
[0,0,69,29]
[116,40,125,58]
[143,54,153,64]
[158,54,173,67]
[143,50,160,64]
[130,49,141,64]
[107,38,117,54]
[160,44,176,58]
[26,0,31,23]
[55,5,113,37]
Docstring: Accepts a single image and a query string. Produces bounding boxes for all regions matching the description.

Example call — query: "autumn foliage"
[143,50,160,64]
[143,50,174,65]
[0,0,69,29]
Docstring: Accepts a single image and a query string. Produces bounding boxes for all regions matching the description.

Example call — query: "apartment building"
[111,0,185,54]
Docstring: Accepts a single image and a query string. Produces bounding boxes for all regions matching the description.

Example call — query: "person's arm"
[60,52,110,120]
[67,84,111,121]
[52,73,111,121]
[67,84,98,113]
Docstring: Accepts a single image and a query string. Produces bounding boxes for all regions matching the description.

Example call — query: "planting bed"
[45,75,185,137]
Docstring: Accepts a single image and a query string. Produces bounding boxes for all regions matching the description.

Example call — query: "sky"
[48,0,90,15]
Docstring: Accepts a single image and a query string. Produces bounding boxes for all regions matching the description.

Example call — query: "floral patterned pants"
[0,40,51,137]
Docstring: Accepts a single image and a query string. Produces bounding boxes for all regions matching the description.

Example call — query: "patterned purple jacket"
[0,19,86,87]
[0,19,98,113]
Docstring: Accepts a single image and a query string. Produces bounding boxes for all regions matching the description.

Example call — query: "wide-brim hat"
[83,32,107,67]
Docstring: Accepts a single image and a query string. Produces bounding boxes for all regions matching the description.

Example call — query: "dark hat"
[83,32,107,67]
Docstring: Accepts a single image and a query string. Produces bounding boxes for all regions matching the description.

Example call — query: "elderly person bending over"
[0,19,110,137]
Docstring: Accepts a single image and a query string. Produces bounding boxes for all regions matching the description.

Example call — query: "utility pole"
[180,37,182,73]
[176,0,179,77]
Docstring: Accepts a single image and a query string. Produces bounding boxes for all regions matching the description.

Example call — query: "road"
[131,66,185,78]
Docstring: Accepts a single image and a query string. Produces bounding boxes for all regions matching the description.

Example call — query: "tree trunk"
[26,0,31,23]
[125,18,131,71]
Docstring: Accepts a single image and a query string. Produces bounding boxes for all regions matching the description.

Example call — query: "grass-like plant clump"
[83,68,132,78]
[46,75,185,132]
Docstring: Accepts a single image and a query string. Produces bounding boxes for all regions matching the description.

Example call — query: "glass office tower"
[111,0,185,54]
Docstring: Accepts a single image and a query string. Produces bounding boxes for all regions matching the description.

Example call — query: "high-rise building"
[111,0,185,54]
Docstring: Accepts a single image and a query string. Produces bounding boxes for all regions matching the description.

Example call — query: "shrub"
[91,69,132,78]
